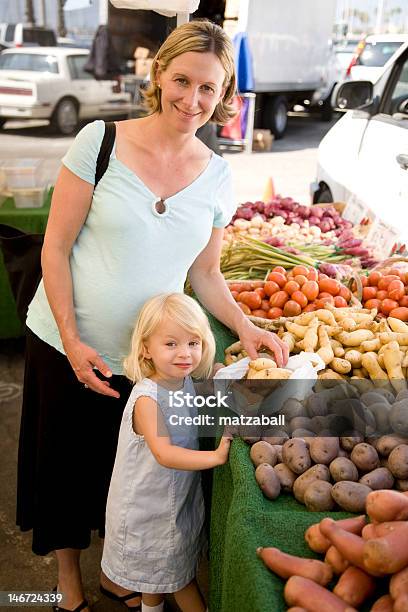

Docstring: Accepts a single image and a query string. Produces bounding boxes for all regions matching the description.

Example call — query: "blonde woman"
[101,293,230,612]
[17,20,288,612]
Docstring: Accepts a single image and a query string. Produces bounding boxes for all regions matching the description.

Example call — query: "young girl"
[100,293,231,612]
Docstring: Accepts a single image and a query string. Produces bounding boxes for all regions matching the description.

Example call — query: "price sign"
[342,196,369,226]
[366,219,401,259]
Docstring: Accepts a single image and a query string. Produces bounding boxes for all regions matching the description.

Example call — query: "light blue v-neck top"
[26,120,236,374]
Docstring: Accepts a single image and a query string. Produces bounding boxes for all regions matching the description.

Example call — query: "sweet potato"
[362,524,377,541]
[284,576,358,612]
[325,545,349,574]
[304,515,366,554]
[394,594,408,612]
[367,521,408,539]
[286,608,308,612]
[331,481,372,513]
[363,523,408,573]
[366,489,408,523]
[390,566,408,600]
[319,518,368,571]
[282,438,312,475]
[256,546,333,585]
[370,594,394,611]
[250,441,277,467]
[333,566,376,607]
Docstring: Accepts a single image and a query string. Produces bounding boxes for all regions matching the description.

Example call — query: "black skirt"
[16,328,132,555]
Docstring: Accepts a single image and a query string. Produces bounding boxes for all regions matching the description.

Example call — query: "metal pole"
[375,0,384,33]
[38,0,47,27]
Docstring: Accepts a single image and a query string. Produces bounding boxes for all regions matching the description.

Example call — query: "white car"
[348,34,407,83]
[0,47,132,134]
[312,41,408,245]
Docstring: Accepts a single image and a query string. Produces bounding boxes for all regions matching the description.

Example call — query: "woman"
[17,20,288,612]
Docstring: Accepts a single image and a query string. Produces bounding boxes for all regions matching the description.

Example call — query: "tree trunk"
[57,0,67,38]
[25,0,36,25]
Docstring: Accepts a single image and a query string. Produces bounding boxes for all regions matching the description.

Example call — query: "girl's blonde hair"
[124,293,216,383]
[143,19,237,125]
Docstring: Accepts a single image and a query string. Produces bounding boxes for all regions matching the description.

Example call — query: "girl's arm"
[134,396,231,470]
[188,227,289,367]
[42,166,118,397]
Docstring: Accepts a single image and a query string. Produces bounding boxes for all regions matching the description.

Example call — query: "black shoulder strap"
[95,121,116,188]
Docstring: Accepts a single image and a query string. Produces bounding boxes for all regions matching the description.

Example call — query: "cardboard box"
[133,46,149,59]
[135,58,153,77]
[252,129,274,152]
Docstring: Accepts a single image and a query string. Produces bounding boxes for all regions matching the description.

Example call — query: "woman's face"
[156,51,227,133]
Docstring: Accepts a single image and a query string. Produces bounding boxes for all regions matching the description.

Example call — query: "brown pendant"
[155,199,166,214]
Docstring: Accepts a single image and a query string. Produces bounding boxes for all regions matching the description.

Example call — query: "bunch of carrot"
[257,489,408,611]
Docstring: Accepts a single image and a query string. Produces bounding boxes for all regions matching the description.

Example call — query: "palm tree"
[57,0,67,37]
[25,0,36,25]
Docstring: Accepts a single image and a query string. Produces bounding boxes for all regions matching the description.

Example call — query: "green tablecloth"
[0,191,51,338]
[209,439,356,612]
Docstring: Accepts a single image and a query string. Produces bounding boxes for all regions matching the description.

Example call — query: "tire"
[0,118,7,129]
[315,186,333,204]
[320,95,333,122]
[264,95,288,139]
[50,98,79,135]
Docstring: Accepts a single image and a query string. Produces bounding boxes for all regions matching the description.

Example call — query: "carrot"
[370,594,394,611]
[366,489,408,523]
[256,546,332,586]
[325,545,349,575]
[333,566,376,607]
[362,524,377,540]
[319,518,368,572]
[363,523,408,574]
[304,515,366,553]
[369,521,408,538]
[394,594,408,612]
[284,576,358,612]
[390,566,408,600]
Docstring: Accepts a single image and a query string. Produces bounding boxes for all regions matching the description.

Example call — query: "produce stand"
[209,439,352,612]
[0,191,51,339]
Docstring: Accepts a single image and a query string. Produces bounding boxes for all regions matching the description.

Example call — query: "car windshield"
[357,41,403,67]
[0,53,59,73]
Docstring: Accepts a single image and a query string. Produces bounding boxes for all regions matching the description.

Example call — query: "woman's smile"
[173,104,201,120]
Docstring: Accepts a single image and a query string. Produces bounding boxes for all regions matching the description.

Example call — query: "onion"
[312,207,324,219]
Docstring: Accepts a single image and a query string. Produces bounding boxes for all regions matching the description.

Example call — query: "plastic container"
[11,187,45,208]
[3,159,45,190]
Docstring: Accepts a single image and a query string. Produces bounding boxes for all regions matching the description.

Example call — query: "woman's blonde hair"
[143,19,237,125]
[124,293,216,383]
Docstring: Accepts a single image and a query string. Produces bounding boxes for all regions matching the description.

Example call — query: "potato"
[337,447,350,458]
[291,429,316,440]
[350,443,379,472]
[396,389,408,402]
[388,444,408,479]
[262,431,289,446]
[289,417,314,434]
[396,479,408,491]
[340,433,364,452]
[376,434,408,457]
[282,438,312,475]
[309,437,340,465]
[331,481,372,513]
[359,467,394,490]
[329,457,359,482]
[293,464,330,504]
[390,400,408,435]
[304,480,334,512]
[282,398,305,420]
[375,387,396,403]
[360,391,390,407]
[250,441,277,467]
[369,402,391,434]
[271,444,283,463]
[273,463,297,492]
[255,463,281,500]
[305,393,328,417]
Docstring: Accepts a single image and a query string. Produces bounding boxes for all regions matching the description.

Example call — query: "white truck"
[224,0,337,137]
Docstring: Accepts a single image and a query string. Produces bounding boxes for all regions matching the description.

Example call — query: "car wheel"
[320,92,334,122]
[51,98,78,135]
[265,95,288,139]
[315,186,333,203]
[0,118,7,129]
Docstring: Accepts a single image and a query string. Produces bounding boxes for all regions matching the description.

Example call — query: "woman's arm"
[188,227,289,367]
[134,396,231,470]
[41,165,119,397]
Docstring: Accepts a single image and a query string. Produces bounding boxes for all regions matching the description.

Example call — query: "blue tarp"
[233,31,254,93]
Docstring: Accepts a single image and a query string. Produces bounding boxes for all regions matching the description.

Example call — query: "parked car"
[0,23,57,47]
[311,41,408,244]
[347,34,407,82]
[0,47,132,134]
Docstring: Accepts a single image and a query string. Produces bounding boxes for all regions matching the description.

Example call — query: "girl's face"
[144,316,203,382]
[156,51,226,133]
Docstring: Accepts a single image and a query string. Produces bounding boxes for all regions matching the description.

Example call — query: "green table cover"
[0,191,51,338]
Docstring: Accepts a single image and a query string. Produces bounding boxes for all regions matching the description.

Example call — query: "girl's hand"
[214,435,232,465]
[236,319,289,367]
[63,337,120,398]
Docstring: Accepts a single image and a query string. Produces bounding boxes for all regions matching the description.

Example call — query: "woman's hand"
[214,435,232,465]
[237,319,289,367]
[63,338,120,398]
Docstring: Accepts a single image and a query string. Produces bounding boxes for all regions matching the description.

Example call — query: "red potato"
[284,576,358,612]
[256,546,332,586]
[333,566,376,607]
[363,523,408,574]
[304,515,366,554]
[366,489,408,523]
[325,545,349,575]
[370,594,394,611]
[390,566,408,600]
